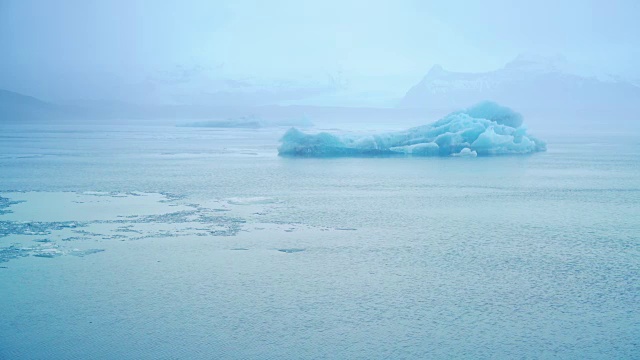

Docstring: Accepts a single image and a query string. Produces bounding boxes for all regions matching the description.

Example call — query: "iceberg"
[278,102,546,157]
[180,115,312,129]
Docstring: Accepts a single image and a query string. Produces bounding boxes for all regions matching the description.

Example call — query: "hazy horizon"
[2,0,639,107]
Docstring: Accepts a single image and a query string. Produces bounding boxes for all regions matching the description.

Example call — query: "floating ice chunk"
[453,148,478,157]
[179,115,312,129]
[277,248,305,253]
[32,248,63,258]
[226,197,279,205]
[69,248,105,257]
[278,101,546,157]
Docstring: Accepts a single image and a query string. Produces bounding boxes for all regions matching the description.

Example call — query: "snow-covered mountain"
[399,54,640,128]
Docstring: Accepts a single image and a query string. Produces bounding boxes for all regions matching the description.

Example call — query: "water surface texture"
[1,123,639,359]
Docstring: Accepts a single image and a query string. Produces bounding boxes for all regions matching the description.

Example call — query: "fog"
[2,3,640,359]
[1,0,639,108]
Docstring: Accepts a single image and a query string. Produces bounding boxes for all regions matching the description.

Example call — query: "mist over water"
[1,1,640,359]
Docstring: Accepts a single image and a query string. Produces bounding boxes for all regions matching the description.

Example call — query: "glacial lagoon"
[1,122,639,359]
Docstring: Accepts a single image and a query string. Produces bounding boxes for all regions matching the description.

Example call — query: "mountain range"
[2,55,640,131]
[398,54,640,129]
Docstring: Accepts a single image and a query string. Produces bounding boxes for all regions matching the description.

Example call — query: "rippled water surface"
[1,123,639,359]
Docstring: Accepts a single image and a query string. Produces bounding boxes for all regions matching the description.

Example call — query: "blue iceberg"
[278,102,546,157]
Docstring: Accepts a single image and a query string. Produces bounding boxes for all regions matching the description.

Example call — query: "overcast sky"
[1,0,639,104]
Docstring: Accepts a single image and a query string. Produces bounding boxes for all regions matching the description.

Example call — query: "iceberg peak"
[462,101,523,128]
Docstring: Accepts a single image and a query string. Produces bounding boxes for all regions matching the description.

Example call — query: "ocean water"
[0,122,639,359]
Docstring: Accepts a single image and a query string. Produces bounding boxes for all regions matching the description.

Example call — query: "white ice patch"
[453,148,478,157]
[225,197,280,205]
